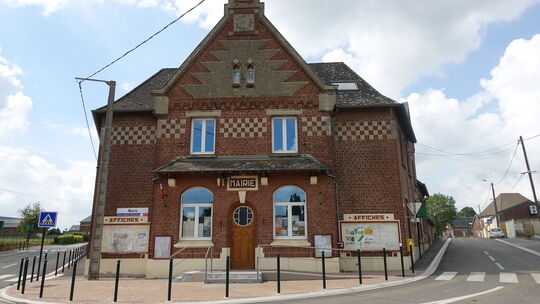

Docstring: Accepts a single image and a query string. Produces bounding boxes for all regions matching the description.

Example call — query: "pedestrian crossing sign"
[38,211,58,227]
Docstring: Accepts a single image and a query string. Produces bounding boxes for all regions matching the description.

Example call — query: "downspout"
[329,107,341,246]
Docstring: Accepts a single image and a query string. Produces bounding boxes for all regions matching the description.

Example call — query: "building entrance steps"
[206,270,262,283]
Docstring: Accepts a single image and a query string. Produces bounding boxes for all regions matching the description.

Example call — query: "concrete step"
[205,271,262,284]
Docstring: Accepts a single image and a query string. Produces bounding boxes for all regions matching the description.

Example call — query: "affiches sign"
[343,214,394,221]
[104,216,148,224]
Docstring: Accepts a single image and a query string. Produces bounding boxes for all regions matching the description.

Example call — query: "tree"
[17,202,44,237]
[48,228,62,235]
[426,193,457,236]
[457,206,476,218]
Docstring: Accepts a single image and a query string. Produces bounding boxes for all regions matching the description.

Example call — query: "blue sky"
[1,0,539,229]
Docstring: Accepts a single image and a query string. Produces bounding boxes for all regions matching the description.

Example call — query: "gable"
[153,0,326,99]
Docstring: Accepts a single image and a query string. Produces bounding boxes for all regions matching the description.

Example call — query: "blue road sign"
[487,218,493,224]
[38,211,58,227]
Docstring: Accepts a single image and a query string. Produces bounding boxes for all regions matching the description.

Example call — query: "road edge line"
[420,286,504,304]
[496,239,540,257]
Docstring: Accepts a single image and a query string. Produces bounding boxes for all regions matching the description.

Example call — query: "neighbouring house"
[447,217,474,237]
[87,0,429,278]
[478,193,540,237]
[0,216,21,235]
[68,225,81,233]
[79,216,91,233]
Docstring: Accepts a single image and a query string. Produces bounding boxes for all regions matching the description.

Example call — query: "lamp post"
[483,180,500,228]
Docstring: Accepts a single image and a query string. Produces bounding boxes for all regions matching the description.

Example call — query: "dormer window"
[247,66,255,86]
[332,82,358,90]
[232,66,241,86]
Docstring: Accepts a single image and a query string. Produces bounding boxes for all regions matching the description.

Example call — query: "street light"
[482,179,500,228]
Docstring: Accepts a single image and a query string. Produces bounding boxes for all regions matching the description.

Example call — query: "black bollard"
[383,248,388,281]
[55,251,60,276]
[68,250,72,270]
[114,260,120,302]
[21,258,29,295]
[409,244,415,274]
[19,241,22,251]
[69,260,77,301]
[357,249,362,284]
[167,257,173,302]
[30,256,36,282]
[17,258,24,290]
[277,254,281,294]
[321,251,326,289]
[62,251,66,273]
[399,246,405,277]
[225,256,230,298]
[39,258,47,298]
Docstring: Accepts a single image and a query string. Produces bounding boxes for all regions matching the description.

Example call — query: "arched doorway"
[230,204,256,269]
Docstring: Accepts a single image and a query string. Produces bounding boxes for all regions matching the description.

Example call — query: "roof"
[417,180,429,197]
[68,225,80,232]
[479,193,532,217]
[308,62,397,108]
[80,216,91,223]
[0,216,21,228]
[156,155,327,174]
[452,217,474,229]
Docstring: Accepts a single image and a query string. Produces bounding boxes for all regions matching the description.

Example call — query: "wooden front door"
[231,205,255,269]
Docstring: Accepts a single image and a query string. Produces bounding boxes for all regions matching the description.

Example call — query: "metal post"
[357,249,362,284]
[114,260,120,302]
[68,250,72,269]
[277,254,281,294]
[399,245,405,277]
[19,241,22,251]
[69,261,77,301]
[519,136,540,220]
[225,256,230,298]
[383,248,388,281]
[37,227,46,282]
[416,222,422,259]
[17,258,24,290]
[167,257,173,302]
[409,244,415,274]
[321,251,326,289]
[490,182,500,227]
[39,258,47,298]
[21,258,28,295]
[62,251,66,273]
[30,256,36,282]
[55,251,60,276]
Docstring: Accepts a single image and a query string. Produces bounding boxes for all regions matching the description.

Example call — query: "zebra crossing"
[434,271,540,284]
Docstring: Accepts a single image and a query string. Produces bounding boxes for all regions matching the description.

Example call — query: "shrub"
[54,234,84,245]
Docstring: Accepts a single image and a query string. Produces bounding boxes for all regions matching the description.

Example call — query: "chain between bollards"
[383,248,388,281]
[357,249,362,284]
[167,257,173,302]
[114,260,120,302]
[399,245,405,277]
[69,260,77,301]
[276,253,281,294]
[225,256,230,298]
[409,244,415,274]
[321,251,326,289]
[39,258,48,298]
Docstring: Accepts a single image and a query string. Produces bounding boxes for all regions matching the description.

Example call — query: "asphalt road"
[0,243,85,303]
[268,238,540,304]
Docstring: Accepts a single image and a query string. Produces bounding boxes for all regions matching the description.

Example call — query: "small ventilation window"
[332,82,359,91]
[247,66,255,86]
[232,67,241,86]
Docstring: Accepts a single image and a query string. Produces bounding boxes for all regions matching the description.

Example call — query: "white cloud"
[1,0,70,15]
[121,82,133,92]
[0,52,33,141]
[404,34,540,210]
[0,145,96,230]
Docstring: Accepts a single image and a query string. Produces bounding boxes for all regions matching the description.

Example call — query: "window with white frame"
[272,117,297,153]
[180,187,213,239]
[273,186,306,238]
[191,119,215,154]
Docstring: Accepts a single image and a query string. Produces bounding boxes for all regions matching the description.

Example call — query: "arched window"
[180,187,213,239]
[232,66,241,85]
[273,186,307,239]
[246,66,255,86]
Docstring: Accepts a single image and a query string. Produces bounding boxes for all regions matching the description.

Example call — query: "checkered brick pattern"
[157,119,187,139]
[219,118,267,138]
[335,120,395,140]
[300,116,331,136]
[111,125,156,145]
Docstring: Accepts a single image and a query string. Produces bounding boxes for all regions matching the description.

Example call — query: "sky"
[0,0,539,230]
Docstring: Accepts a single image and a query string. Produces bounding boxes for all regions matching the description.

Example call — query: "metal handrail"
[204,245,213,283]
[169,246,189,259]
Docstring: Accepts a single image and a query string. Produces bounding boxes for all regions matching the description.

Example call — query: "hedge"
[54,234,84,245]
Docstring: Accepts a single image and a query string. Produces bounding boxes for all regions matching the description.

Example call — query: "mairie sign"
[38,211,58,228]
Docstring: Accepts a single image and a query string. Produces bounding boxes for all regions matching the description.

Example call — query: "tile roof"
[80,215,91,223]
[155,155,327,174]
[308,62,398,108]
[479,193,532,217]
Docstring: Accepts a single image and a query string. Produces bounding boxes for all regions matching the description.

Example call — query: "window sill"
[270,152,300,157]
[187,154,217,159]
[174,240,214,248]
[270,239,311,247]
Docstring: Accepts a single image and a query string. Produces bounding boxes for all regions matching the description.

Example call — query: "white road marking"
[484,250,490,255]
[6,277,20,282]
[1,263,17,269]
[496,239,540,257]
[500,272,518,283]
[531,273,540,284]
[435,272,458,281]
[0,274,15,280]
[488,256,496,261]
[421,286,504,304]
[466,272,485,282]
[495,262,505,270]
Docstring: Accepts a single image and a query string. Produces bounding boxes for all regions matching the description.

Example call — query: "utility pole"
[76,78,116,280]
[490,182,500,228]
[519,136,540,220]
[477,204,481,215]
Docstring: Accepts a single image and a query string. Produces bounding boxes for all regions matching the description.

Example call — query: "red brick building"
[88,0,429,277]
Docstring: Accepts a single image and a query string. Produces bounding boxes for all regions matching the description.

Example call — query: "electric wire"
[416,140,517,156]
[0,187,90,202]
[78,82,98,160]
[493,142,519,185]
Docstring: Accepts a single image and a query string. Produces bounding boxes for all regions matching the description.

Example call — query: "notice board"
[101,225,150,253]
[341,221,400,251]
[154,236,172,259]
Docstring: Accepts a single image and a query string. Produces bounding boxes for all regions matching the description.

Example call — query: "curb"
[1,239,452,304]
